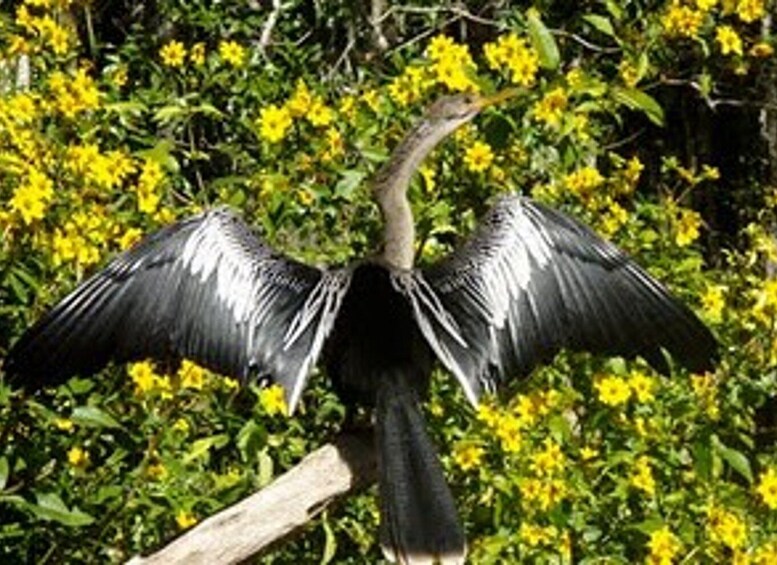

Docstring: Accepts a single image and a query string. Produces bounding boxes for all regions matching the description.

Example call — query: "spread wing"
[4,209,351,411]
[399,195,717,405]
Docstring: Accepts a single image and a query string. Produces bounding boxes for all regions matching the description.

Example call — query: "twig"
[259,0,284,57]
[551,29,621,54]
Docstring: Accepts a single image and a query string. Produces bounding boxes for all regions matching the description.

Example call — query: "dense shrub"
[1,0,776,562]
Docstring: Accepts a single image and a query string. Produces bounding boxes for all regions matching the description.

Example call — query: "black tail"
[375,371,465,564]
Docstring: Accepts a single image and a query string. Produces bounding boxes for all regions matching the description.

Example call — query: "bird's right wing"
[5,209,351,412]
[397,195,717,405]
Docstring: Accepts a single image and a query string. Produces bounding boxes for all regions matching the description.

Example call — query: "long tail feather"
[375,371,465,564]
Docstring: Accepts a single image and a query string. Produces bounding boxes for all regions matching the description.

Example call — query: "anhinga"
[5,92,717,564]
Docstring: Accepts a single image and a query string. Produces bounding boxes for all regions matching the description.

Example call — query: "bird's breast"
[324,263,433,406]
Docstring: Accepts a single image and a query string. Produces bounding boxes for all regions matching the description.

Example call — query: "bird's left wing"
[396,195,717,405]
[5,209,351,411]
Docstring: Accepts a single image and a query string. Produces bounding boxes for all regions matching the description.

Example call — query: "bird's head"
[419,88,520,142]
[424,88,519,125]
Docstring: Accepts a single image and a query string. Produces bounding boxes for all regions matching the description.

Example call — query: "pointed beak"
[474,87,521,110]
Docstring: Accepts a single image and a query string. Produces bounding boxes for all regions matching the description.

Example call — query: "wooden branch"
[127,431,376,565]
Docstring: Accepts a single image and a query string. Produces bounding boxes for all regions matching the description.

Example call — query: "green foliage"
[1,0,777,562]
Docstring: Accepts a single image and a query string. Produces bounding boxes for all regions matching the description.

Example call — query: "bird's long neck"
[372,120,443,270]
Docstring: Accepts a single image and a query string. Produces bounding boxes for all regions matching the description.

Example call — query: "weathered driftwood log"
[127,432,376,565]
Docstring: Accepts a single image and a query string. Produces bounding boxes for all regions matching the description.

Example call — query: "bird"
[4,91,717,564]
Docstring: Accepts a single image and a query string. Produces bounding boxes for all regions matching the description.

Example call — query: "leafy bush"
[1,0,776,562]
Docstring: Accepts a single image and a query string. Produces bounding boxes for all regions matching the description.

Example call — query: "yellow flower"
[219,40,245,67]
[160,40,186,68]
[190,42,206,66]
[15,5,35,31]
[307,98,334,127]
[619,60,640,87]
[520,477,568,511]
[426,36,478,92]
[530,439,565,476]
[513,393,539,428]
[49,68,100,118]
[675,208,702,246]
[287,80,313,117]
[756,467,777,509]
[435,57,476,92]
[388,67,430,107]
[46,22,70,55]
[629,371,656,403]
[625,155,645,185]
[136,160,165,215]
[338,95,357,119]
[427,35,458,61]
[128,361,157,394]
[6,92,38,123]
[662,1,704,38]
[259,384,287,416]
[483,33,539,87]
[54,418,74,432]
[754,541,777,563]
[533,87,568,127]
[67,446,90,468]
[360,89,381,113]
[146,462,168,480]
[750,42,774,58]
[494,413,523,453]
[418,165,436,193]
[178,359,206,390]
[453,443,484,471]
[701,285,726,322]
[595,375,631,406]
[175,510,198,529]
[599,199,629,237]
[173,418,191,433]
[708,507,747,549]
[716,25,743,56]
[9,168,55,225]
[222,377,240,390]
[736,0,765,22]
[564,166,604,197]
[696,0,718,10]
[476,401,501,427]
[118,227,143,250]
[519,523,556,547]
[463,141,494,173]
[630,456,656,495]
[580,446,598,461]
[753,279,777,324]
[258,104,292,143]
[647,526,682,563]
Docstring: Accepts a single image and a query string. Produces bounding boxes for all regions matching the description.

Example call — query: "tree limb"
[126,431,377,565]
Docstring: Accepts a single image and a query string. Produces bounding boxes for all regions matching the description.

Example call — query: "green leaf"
[28,492,94,526]
[257,448,274,487]
[71,406,121,429]
[604,0,624,20]
[611,86,664,126]
[583,14,616,38]
[334,170,366,199]
[185,434,230,463]
[0,457,8,491]
[692,438,713,481]
[154,104,186,125]
[103,101,147,115]
[713,436,753,483]
[527,9,560,70]
[237,420,267,463]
